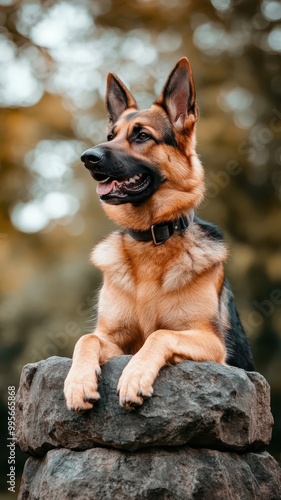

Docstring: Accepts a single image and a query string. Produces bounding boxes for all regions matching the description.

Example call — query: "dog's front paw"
[117,366,154,410]
[64,366,101,413]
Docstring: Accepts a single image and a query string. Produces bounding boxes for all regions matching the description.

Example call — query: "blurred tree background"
[0,0,280,495]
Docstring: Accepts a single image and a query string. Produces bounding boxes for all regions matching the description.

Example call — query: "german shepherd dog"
[64,57,254,412]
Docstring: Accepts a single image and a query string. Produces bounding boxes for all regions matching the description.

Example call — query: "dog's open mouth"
[81,147,164,205]
[94,173,152,198]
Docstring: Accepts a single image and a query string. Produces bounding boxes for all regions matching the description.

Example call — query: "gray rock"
[15,356,273,454]
[18,447,281,500]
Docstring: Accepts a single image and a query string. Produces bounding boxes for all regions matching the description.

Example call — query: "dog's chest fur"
[91,223,227,312]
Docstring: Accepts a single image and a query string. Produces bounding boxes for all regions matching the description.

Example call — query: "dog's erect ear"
[106,73,138,126]
[156,57,198,128]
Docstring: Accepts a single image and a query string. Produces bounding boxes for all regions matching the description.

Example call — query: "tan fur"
[64,58,228,412]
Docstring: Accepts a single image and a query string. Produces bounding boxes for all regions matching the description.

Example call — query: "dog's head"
[81,57,205,230]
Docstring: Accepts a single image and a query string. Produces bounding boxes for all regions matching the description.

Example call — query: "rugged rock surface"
[19,447,281,500]
[16,355,281,499]
[15,356,273,455]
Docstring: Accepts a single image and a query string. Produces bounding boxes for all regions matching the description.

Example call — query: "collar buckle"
[150,223,172,245]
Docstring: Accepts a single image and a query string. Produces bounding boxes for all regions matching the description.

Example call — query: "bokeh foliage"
[0,0,280,491]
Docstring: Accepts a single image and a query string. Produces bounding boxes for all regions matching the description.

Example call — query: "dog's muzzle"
[80,146,164,206]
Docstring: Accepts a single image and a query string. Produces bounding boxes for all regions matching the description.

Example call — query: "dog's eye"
[136,132,150,142]
[107,133,114,141]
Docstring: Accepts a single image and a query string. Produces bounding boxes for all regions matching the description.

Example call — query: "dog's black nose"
[81,147,104,166]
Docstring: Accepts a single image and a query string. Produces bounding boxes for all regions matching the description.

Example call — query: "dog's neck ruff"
[127,211,194,245]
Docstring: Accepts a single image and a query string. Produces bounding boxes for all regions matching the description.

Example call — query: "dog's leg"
[117,328,226,409]
[64,333,123,412]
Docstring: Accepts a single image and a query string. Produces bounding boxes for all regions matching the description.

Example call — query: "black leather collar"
[127,211,194,245]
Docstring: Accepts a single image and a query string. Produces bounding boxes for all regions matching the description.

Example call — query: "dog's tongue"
[96,180,119,196]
